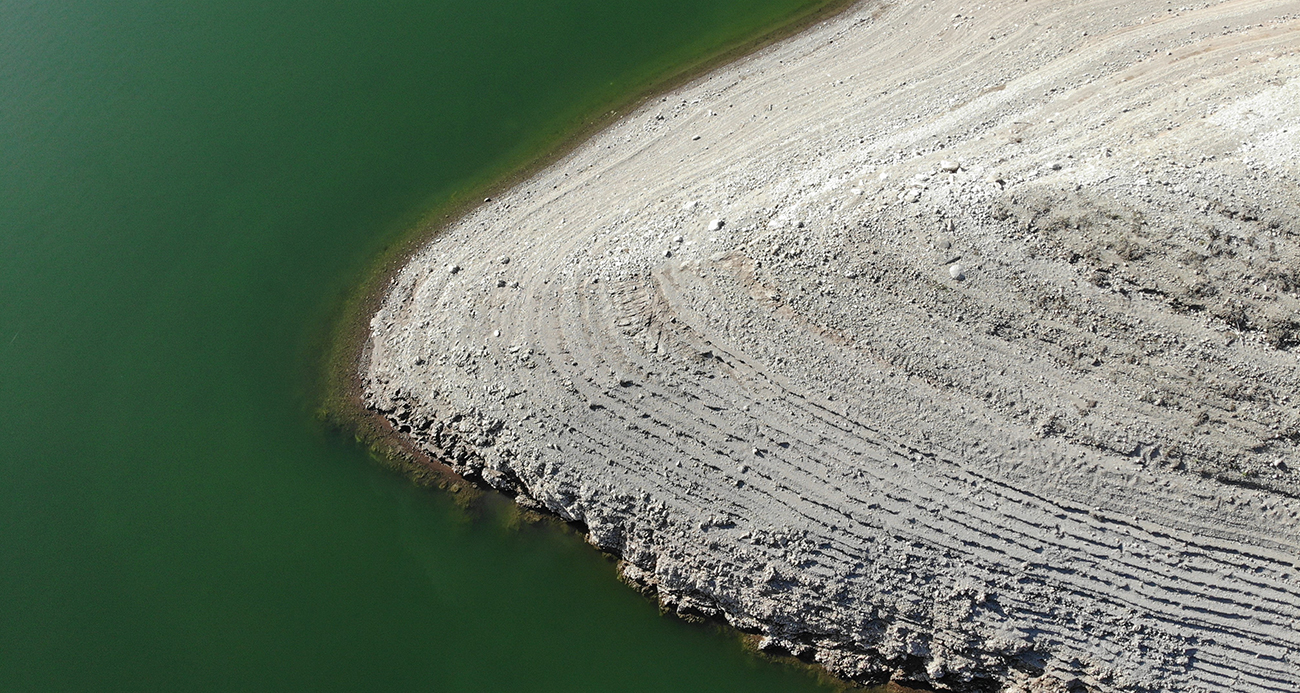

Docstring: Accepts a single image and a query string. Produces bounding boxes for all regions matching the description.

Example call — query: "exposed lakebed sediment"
[362,1,1300,690]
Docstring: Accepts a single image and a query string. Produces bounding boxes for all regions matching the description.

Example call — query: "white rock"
[940,159,961,172]
[949,263,966,280]
[904,189,921,203]
[708,219,724,232]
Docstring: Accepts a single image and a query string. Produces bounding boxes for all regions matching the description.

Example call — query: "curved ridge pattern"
[365,1,1300,690]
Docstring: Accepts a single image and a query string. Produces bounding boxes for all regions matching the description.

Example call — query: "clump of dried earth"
[362,1,1300,690]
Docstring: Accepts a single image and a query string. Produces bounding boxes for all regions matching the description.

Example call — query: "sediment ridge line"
[363,0,1300,690]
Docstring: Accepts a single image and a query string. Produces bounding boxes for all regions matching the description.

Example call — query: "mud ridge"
[363,1,1300,690]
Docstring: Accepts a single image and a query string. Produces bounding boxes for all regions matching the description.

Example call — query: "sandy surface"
[362,1,1300,690]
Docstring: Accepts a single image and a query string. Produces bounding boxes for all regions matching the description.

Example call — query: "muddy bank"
[362,1,1300,690]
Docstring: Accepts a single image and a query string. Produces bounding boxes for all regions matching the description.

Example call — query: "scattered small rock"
[708,219,724,232]
[940,159,961,172]
[949,263,966,280]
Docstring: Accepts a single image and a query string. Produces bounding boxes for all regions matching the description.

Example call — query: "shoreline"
[358,1,1299,691]
[317,0,865,480]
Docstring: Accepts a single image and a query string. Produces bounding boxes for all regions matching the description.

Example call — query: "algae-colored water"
[0,1,870,690]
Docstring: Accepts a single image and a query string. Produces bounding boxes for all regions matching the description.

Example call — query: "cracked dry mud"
[361,1,1300,690]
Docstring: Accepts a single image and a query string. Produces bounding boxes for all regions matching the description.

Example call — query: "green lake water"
[0,1,866,690]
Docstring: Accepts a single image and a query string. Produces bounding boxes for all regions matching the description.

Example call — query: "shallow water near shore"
[0,0,891,690]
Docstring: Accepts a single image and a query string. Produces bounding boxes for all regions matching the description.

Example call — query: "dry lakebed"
[358,0,1300,690]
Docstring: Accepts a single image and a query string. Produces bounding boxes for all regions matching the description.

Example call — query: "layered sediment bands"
[364,1,1300,690]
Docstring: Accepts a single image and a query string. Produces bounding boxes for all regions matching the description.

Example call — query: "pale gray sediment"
[362,1,1300,690]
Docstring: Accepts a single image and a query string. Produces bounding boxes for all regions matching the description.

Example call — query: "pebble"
[940,159,961,172]
[500,256,510,265]
[904,189,922,203]
[949,263,966,280]
[664,249,673,258]
[448,263,461,274]
[708,219,724,232]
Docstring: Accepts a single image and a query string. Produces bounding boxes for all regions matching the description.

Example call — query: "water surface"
[0,0,859,690]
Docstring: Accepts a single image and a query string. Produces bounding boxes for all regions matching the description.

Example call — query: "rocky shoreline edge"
[360,1,1300,691]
